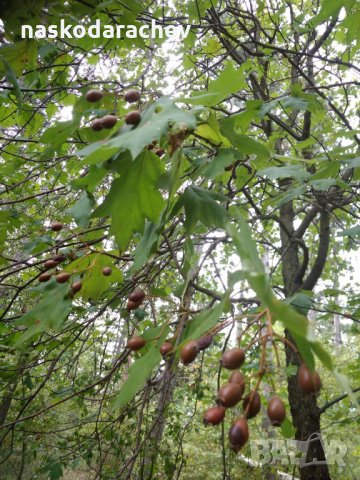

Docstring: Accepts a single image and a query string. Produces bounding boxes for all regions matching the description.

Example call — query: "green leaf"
[312,0,355,26]
[287,292,314,316]
[0,40,37,76]
[71,164,107,193]
[333,369,360,410]
[259,165,311,182]
[183,61,248,107]
[69,191,95,227]
[93,151,165,251]
[220,118,269,158]
[226,216,309,339]
[200,149,240,179]
[291,332,315,370]
[132,221,160,272]
[337,225,360,237]
[182,295,229,341]
[15,282,72,347]
[309,341,333,370]
[174,186,228,231]
[0,57,22,106]
[40,120,79,154]
[308,178,336,190]
[273,185,307,207]
[112,325,169,411]
[280,417,296,439]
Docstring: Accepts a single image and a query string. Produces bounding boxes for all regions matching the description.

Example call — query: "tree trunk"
[140,282,195,479]
[280,193,331,480]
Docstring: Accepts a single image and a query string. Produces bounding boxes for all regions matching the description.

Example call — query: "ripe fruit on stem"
[267,396,286,426]
[51,222,63,232]
[39,272,51,282]
[180,340,199,365]
[197,334,213,351]
[124,89,141,103]
[203,406,226,426]
[85,89,103,102]
[101,115,118,129]
[160,342,173,357]
[228,371,245,386]
[153,148,165,157]
[126,300,140,311]
[56,272,70,284]
[53,254,66,263]
[91,118,103,131]
[297,364,322,394]
[128,288,146,304]
[243,391,261,419]
[217,383,244,408]
[228,417,249,451]
[71,280,82,294]
[125,110,141,125]
[102,267,112,276]
[221,348,246,370]
[127,336,146,351]
[44,259,58,270]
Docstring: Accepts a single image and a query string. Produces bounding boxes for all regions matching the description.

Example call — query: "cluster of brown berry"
[202,350,322,452]
[200,347,286,451]
[85,88,165,157]
[85,88,141,130]
[37,222,114,296]
[117,292,324,453]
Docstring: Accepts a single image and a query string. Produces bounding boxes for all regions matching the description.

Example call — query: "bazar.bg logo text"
[250,434,347,467]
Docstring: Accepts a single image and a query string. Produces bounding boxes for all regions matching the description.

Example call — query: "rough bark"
[280,189,331,480]
[140,282,195,479]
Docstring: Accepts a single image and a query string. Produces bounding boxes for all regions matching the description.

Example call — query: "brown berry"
[44,259,58,270]
[39,272,51,282]
[243,391,261,419]
[126,300,140,311]
[146,141,157,150]
[101,115,118,129]
[160,342,173,357]
[124,89,141,103]
[91,118,103,131]
[153,148,165,157]
[53,254,66,263]
[102,266,112,276]
[297,364,322,395]
[180,340,199,365]
[229,417,249,451]
[125,110,141,125]
[71,280,82,294]
[51,222,63,232]
[267,396,286,426]
[85,89,103,102]
[56,272,71,284]
[221,348,246,370]
[217,383,244,408]
[229,371,245,386]
[128,288,146,304]
[127,335,146,351]
[197,334,213,351]
[203,406,226,426]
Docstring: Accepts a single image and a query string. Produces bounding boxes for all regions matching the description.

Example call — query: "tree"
[0,1,359,479]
